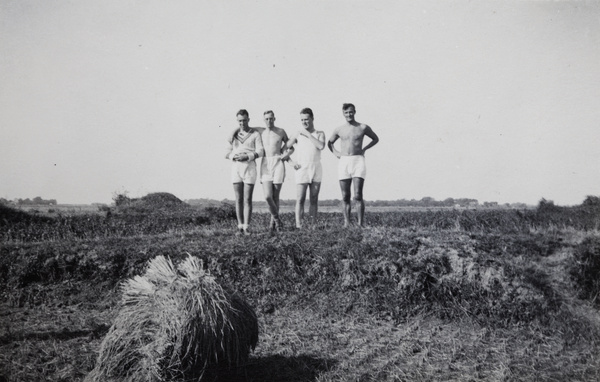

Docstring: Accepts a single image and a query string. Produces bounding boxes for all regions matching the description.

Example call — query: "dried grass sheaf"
[85,255,258,382]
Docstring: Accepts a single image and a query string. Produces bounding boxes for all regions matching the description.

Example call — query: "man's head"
[342,103,356,122]
[300,108,314,119]
[300,108,314,130]
[236,109,250,129]
[263,110,276,128]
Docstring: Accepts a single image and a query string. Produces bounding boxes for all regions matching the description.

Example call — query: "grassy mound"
[0,204,49,225]
[113,192,190,214]
[85,255,258,382]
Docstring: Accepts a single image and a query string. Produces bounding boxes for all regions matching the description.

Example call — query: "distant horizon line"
[2,195,540,208]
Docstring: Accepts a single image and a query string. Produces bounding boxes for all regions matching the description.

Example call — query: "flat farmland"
[1,196,600,381]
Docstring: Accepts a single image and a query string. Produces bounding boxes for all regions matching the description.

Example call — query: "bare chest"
[261,129,285,153]
[339,125,365,142]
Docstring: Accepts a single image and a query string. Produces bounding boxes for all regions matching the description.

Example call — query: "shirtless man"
[328,103,379,227]
[257,110,293,232]
[287,108,326,229]
[225,109,265,235]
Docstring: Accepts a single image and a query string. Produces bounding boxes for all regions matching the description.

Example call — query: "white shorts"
[231,160,257,184]
[295,162,322,184]
[338,155,366,180]
[260,156,285,184]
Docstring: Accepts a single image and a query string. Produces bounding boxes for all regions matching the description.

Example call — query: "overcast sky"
[1,0,599,205]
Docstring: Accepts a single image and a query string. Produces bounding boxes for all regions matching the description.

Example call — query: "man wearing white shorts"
[225,109,265,235]
[338,155,367,180]
[286,108,325,229]
[328,103,379,227]
[257,110,293,232]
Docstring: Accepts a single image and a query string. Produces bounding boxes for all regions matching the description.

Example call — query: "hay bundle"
[85,255,258,382]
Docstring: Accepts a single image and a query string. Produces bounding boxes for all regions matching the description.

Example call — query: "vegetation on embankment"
[1,193,600,381]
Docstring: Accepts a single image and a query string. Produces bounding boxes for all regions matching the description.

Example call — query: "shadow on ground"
[201,354,336,382]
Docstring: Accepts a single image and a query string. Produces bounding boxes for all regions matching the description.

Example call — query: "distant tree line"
[368,197,480,207]
[0,197,57,206]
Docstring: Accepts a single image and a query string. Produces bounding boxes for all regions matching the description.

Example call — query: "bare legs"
[233,182,254,234]
[339,177,365,227]
[295,182,321,228]
[262,181,283,230]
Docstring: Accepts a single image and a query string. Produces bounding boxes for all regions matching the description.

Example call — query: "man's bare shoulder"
[350,122,371,133]
[332,124,345,135]
[273,126,288,137]
[335,123,357,136]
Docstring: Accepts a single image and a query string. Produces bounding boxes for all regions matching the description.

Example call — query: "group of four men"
[225,103,379,235]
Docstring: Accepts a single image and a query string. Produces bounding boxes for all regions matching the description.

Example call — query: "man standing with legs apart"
[225,109,265,235]
[328,103,379,227]
[257,110,293,232]
[287,108,326,229]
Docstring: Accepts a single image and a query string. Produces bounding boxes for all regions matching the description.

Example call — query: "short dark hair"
[263,110,275,116]
[236,109,249,117]
[300,107,314,119]
[342,103,355,111]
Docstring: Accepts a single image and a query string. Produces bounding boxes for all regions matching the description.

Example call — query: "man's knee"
[353,194,363,202]
[342,193,352,203]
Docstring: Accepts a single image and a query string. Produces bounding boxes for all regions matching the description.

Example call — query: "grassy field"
[1,194,600,381]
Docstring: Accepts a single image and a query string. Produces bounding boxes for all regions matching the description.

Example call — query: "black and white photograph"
[1,0,599,380]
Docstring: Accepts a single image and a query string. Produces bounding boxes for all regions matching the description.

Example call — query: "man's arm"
[234,129,264,161]
[301,130,326,150]
[280,130,294,161]
[328,128,342,158]
[253,129,265,159]
[361,125,379,154]
[315,131,326,150]
[285,131,298,150]
[225,128,238,160]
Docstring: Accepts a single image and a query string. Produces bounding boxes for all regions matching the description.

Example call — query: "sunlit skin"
[257,111,293,230]
[328,105,379,227]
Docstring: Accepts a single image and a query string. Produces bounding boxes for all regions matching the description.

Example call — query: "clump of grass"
[85,255,258,382]
[571,236,600,304]
[203,202,237,222]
